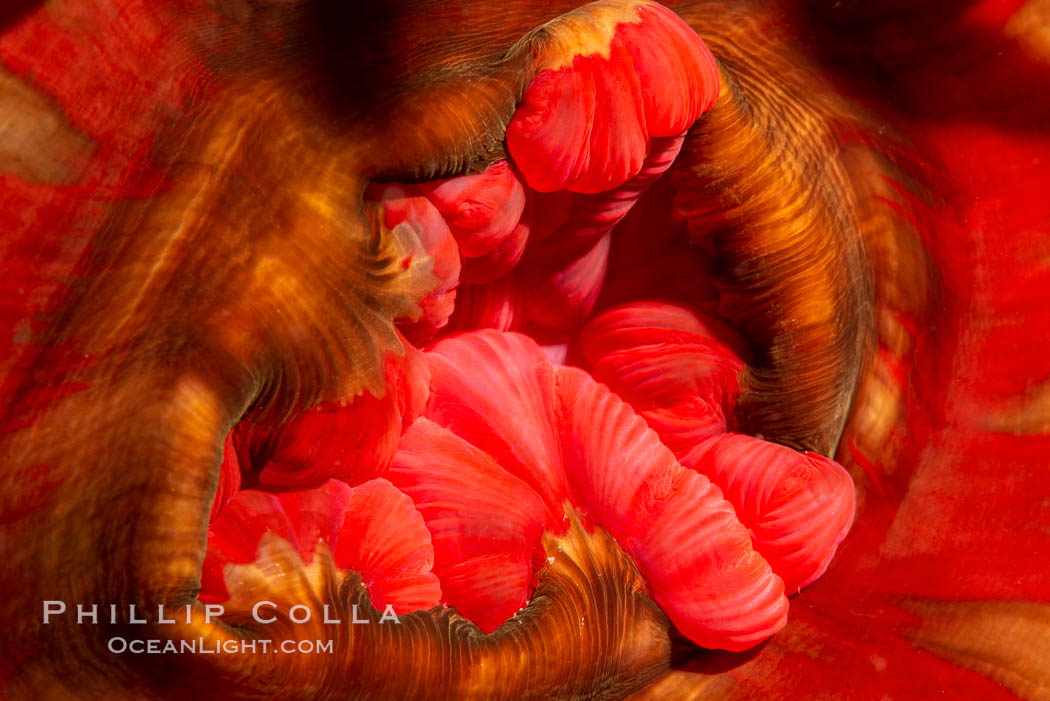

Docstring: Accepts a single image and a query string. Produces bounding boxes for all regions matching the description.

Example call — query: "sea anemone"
[2,0,1048,699]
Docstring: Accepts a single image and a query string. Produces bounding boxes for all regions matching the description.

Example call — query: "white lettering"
[289,604,311,624]
[204,604,224,625]
[76,604,98,624]
[322,604,341,624]
[157,604,175,624]
[252,600,277,624]
[128,605,146,624]
[42,601,65,624]
[379,605,401,625]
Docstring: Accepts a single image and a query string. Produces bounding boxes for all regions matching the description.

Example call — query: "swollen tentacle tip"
[506,1,720,193]
[367,183,462,342]
[576,303,856,600]
[696,434,857,595]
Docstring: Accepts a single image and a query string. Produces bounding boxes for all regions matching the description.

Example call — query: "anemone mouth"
[0,0,944,699]
[194,0,876,682]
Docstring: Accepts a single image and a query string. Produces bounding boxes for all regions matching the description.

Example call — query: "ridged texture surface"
[389,417,552,632]
[202,478,442,612]
[577,302,856,595]
[578,302,747,453]
[507,2,718,193]
[553,365,788,650]
[418,330,793,649]
[691,434,856,594]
